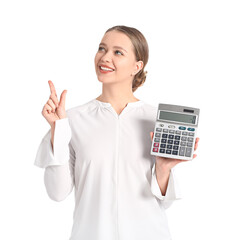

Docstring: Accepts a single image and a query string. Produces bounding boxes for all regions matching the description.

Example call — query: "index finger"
[48,80,57,96]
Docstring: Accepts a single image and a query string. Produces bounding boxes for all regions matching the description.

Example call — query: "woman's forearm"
[44,163,74,202]
[155,164,170,196]
[50,124,55,152]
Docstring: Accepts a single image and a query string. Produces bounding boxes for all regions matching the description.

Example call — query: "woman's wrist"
[155,164,170,179]
[155,162,170,196]
[155,159,171,175]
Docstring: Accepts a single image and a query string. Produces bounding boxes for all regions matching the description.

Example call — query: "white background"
[0,0,233,239]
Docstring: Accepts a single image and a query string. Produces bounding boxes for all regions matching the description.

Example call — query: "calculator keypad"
[152,126,195,158]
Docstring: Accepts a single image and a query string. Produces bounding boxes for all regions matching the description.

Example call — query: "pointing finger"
[49,93,59,108]
[48,80,57,97]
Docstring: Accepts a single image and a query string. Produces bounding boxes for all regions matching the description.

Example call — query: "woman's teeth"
[100,66,114,71]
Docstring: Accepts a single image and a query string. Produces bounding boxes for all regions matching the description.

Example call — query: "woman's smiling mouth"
[99,65,115,73]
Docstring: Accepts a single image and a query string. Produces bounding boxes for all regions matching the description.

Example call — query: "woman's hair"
[105,25,149,93]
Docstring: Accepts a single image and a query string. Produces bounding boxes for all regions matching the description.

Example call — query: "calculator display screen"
[159,111,196,124]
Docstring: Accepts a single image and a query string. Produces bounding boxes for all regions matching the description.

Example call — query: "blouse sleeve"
[150,161,182,209]
[34,118,75,202]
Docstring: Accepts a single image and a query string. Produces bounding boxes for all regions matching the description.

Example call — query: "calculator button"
[162,134,168,138]
[181,136,187,141]
[175,135,180,140]
[154,138,160,142]
[179,126,186,130]
[181,141,186,146]
[169,130,175,134]
[167,140,173,144]
[167,145,173,149]
[168,135,174,139]
[187,142,193,147]
[160,144,166,148]
[156,128,162,132]
[185,147,192,157]
[155,133,161,137]
[166,150,172,154]
[188,128,195,131]
[163,129,168,133]
[172,151,178,155]
[175,131,181,135]
[160,149,165,153]
[179,147,185,156]
[154,143,159,147]
[159,124,164,127]
[182,132,188,136]
[153,148,159,152]
[173,145,179,150]
[188,137,194,142]
[168,125,175,129]
[188,132,195,136]
[174,140,180,145]
[161,139,167,143]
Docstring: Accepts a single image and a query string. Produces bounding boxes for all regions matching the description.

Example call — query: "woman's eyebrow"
[99,43,128,53]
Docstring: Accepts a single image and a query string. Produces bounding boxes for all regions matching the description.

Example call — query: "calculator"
[150,103,200,160]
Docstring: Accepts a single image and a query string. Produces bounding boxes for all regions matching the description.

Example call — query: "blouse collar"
[93,98,144,108]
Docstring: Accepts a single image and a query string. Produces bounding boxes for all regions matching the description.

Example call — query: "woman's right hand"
[42,80,68,127]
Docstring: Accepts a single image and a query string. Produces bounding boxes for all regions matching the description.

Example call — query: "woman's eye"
[98,47,105,51]
[115,50,123,55]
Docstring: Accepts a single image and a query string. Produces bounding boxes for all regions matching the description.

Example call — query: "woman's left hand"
[150,132,200,173]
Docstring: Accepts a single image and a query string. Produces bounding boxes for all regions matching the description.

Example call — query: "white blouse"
[34,98,182,240]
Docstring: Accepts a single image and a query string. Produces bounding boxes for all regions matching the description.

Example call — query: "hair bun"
[132,70,148,92]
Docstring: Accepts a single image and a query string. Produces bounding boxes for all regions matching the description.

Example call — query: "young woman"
[35,25,199,240]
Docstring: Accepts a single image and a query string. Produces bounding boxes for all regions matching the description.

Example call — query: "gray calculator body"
[150,103,200,160]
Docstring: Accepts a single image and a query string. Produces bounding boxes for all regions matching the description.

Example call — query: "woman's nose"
[101,51,112,62]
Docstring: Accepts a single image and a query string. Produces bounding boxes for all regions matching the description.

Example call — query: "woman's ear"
[132,61,144,76]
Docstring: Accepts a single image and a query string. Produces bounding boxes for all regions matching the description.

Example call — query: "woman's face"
[94,30,143,85]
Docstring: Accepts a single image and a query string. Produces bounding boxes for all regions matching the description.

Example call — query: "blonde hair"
[105,25,149,92]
